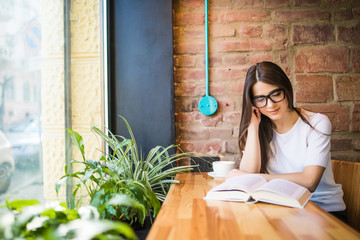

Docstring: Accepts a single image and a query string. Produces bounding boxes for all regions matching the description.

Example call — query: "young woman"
[227,61,346,220]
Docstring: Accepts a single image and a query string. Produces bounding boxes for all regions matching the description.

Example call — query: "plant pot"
[133,216,152,240]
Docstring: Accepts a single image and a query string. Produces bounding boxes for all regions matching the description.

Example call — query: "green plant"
[56,116,196,226]
[0,199,136,240]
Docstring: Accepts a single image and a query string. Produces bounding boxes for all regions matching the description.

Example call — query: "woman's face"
[251,82,289,121]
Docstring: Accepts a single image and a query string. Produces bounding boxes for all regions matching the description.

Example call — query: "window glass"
[0,0,43,203]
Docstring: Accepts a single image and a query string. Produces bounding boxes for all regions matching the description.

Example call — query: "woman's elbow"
[305,178,320,193]
[239,164,260,173]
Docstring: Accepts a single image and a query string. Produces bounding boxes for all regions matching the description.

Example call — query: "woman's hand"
[249,107,261,129]
[226,169,249,181]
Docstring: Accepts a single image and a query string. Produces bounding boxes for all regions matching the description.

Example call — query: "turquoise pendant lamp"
[198,0,218,116]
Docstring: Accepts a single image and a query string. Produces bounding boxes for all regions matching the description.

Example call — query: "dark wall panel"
[108,0,175,155]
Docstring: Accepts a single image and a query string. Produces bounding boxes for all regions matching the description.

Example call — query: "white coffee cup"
[212,161,235,177]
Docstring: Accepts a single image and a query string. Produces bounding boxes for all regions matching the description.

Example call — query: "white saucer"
[208,172,226,179]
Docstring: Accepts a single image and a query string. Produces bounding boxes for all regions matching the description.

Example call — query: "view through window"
[0,0,44,203]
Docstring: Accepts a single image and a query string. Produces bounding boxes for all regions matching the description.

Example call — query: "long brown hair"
[238,62,311,173]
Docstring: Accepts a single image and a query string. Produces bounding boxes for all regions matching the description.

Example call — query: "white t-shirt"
[267,113,346,212]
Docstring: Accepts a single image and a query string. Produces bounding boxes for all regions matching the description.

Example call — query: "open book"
[204,174,311,208]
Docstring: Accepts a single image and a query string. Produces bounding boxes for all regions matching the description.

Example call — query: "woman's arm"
[239,108,262,173]
[260,165,325,192]
[227,165,325,192]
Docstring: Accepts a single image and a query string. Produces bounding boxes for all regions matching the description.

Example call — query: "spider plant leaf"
[107,194,146,223]
[102,166,120,181]
[67,128,86,161]
[83,168,97,182]
[55,176,68,194]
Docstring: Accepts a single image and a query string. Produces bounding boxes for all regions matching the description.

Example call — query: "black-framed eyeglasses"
[251,88,285,108]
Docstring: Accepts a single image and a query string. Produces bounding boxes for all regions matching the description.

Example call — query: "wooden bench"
[332,159,360,231]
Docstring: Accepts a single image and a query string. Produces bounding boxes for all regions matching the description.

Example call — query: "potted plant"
[0,199,136,240]
[56,116,196,233]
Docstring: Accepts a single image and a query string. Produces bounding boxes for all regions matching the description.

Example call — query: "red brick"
[174,13,204,26]
[338,23,360,45]
[207,81,225,96]
[295,75,333,103]
[179,127,210,140]
[264,0,289,8]
[250,53,275,64]
[174,68,205,82]
[209,24,235,37]
[352,48,360,73]
[223,111,241,125]
[275,10,330,22]
[352,104,360,131]
[175,112,196,123]
[295,46,349,73]
[182,27,204,39]
[174,42,205,54]
[223,53,249,66]
[324,0,353,6]
[216,97,236,111]
[293,24,335,44]
[219,10,271,23]
[234,0,263,8]
[238,25,263,38]
[335,75,360,101]
[294,0,321,6]
[199,55,222,67]
[175,97,199,112]
[354,7,360,19]
[209,128,233,139]
[272,37,289,50]
[179,142,194,152]
[299,104,350,132]
[174,55,196,67]
[174,82,201,96]
[194,140,222,155]
[180,0,202,9]
[280,52,289,65]
[331,138,353,151]
[217,39,272,52]
[353,138,360,150]
[213,68,247,81]
[173,27,181,41]
[224,140,240,154]
[263,24,286,38]
[230,81,244,95]
[195,114,222,127]
[212,0,234,9]
[334,8,355,21]
[233,127,240,137]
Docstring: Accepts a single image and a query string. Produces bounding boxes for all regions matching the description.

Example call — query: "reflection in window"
[0,0,43,203]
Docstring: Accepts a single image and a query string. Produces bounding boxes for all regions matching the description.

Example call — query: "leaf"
[67,128,85,161]
[55,176,68,194]
[56,219,136,240]
[6,199,40,211]
[83,168,97,182]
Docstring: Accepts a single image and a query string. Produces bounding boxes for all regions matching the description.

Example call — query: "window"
[0,0,43,202]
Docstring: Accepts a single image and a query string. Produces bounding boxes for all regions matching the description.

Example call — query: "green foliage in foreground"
[56,116,197,226]
[0,199,137,240]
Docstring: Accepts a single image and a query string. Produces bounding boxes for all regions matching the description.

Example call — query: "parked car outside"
[6,117,42,169]
[0,130,15,193]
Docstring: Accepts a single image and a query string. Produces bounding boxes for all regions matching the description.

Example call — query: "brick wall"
[173,0,360,163]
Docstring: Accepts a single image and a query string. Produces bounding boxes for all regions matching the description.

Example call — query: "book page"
[254,179,307,200]
[211,174,267,194]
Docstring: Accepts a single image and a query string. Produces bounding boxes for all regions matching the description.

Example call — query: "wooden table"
[147,172,360,240]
